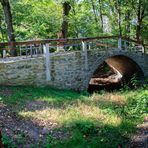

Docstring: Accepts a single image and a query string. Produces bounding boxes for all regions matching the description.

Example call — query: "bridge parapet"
[0,36,146,59]
[0,48,147,90]
[0,36,148,90]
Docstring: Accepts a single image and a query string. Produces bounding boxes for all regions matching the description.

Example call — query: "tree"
[135,0,147,43]
[98,0,104,33]
[0,0,16,56]
[90,0,99,24]
[114,0,122,36]
[0,7,6,42]
[58,1,71,38]
[0,0,147,43]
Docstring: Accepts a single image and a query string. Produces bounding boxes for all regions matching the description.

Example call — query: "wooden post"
[43,43,51,81]
[82,41,88,70]
[118,37,122,50]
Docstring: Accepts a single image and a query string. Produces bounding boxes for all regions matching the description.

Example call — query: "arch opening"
[88,55,144,92]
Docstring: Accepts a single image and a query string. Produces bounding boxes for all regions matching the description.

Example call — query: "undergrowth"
[0,84,147,148]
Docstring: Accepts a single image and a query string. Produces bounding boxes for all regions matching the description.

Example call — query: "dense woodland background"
[0,0,148,43]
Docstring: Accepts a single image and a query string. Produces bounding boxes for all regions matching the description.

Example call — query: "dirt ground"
[0,101,148,148]
[0,86,147,147]
[0,102,70,147]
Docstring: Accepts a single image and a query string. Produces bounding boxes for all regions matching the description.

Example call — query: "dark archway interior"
[88,55,144,92]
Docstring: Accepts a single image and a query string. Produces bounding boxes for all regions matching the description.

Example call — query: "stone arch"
[85,50,145,90]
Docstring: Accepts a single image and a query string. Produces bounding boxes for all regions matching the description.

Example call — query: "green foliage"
[124,89,148,118]
[2,134,14,148]
[15,133,26,145]
[74,121,97,136]
[0,85,147,147]
[0,0,147,42]
[10,0,62,40]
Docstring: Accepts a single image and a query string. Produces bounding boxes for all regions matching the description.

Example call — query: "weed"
[74,121,97,136]
[15,133,25,145]
[2,134,14,148]
[0,85,147,147]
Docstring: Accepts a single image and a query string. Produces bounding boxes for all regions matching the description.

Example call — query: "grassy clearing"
[0,85,147,148]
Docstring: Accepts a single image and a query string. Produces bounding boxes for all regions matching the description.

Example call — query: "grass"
[0,85,147,148]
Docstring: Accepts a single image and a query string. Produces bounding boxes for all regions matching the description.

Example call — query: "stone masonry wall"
[0,57,46,86]
[0,49,148,90]
[48,51,85,90]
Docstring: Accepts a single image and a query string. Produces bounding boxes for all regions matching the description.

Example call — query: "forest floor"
[0,86,147,148]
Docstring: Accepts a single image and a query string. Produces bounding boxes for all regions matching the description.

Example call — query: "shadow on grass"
[48,120,133,148]
[0,85,88,106]
[0,86,146,148]
[0,105,133,148]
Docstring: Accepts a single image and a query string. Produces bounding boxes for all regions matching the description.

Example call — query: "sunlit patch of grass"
[0,85,147,147]
[91,92,127,106]
[19,99,122,128]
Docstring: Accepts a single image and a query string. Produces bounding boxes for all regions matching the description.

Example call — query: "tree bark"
[99,0,104,33]
[0,0,16,56]
[115,0,122,36]
[136,0,145,43]
[90,0,99,24]
[125,11,130,46]
[58,1,71,39]
[125,11,130,35]
[118,1,122,36]
[71,3,79,38]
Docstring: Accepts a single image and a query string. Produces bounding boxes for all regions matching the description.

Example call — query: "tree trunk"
[125,11,130,35]
[118,2,122,36]
[136,22,141,43]
[136,0,144,43]
[125,11,130,46]
[71,3,79,38]
[90,0,99,24]
[58,1,71,39]
[99,0,104,33]
[0,0,16,56]
[115,0,122,36]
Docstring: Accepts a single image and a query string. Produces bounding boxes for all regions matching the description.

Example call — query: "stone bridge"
[0,47,148,91]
